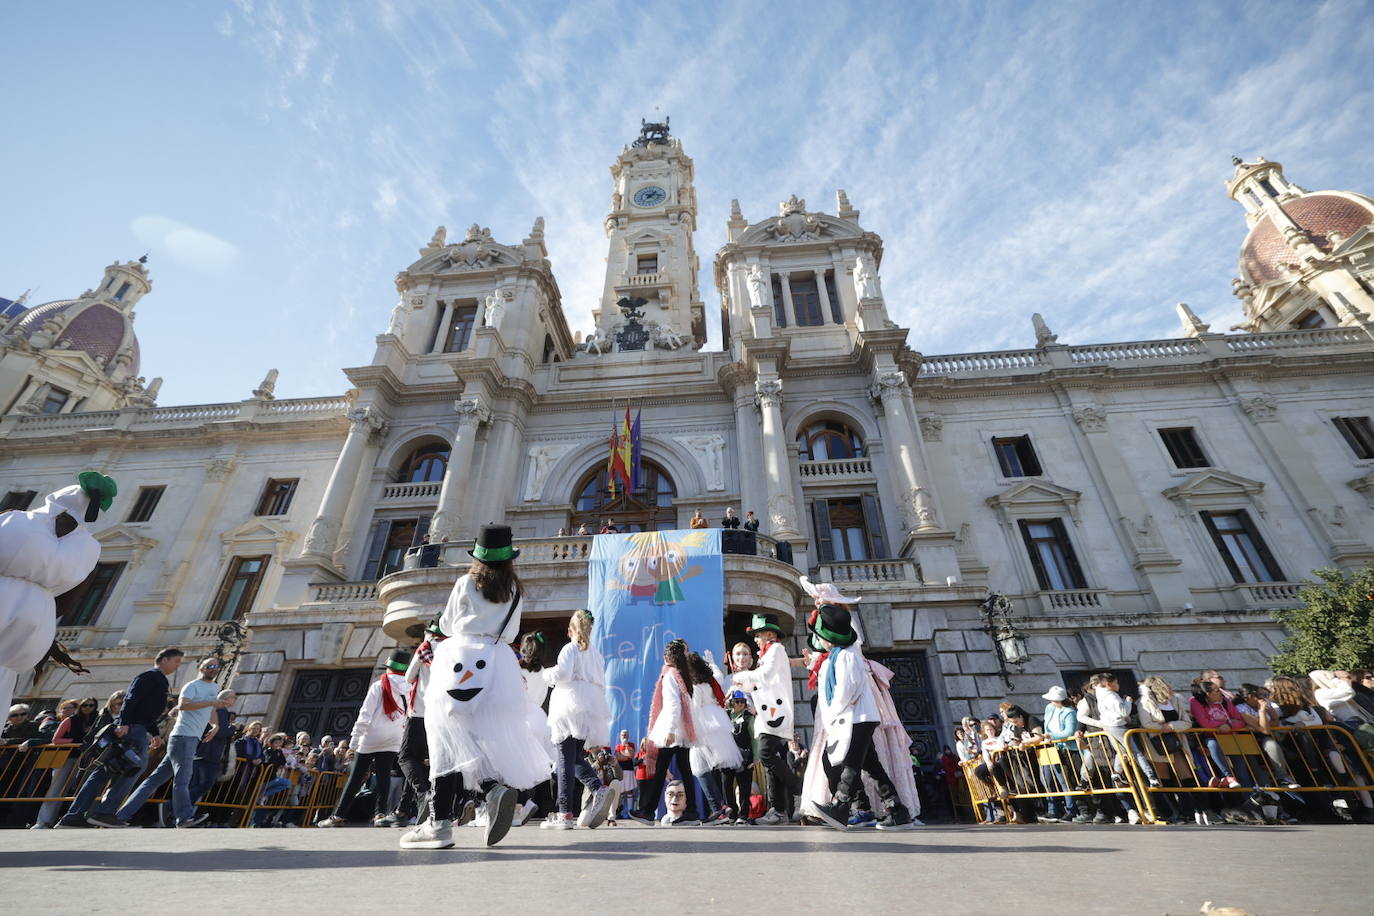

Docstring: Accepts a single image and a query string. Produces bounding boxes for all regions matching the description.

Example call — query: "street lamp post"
[980,592,1029,689]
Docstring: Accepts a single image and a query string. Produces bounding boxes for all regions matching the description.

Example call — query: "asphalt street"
[0,822,1362,915]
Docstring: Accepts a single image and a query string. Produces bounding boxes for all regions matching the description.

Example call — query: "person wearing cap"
[398,619,463,849]
[424,524,553,848]
[729,613,795,825]
[0,471,114,717]
[319,648,411,828]
[723,689,756,823]
[809,604,914,831]
[1038,686,1078,823]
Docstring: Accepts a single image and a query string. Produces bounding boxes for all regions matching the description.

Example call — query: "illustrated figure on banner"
[609,531,707,606]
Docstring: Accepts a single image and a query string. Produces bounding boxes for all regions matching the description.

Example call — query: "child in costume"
[319,648,411,828]
[687,651,743,825]
[0,472,114,715]
[807,604,916,831]
[632,639,702,825]
[397,619,464,849]
[424,525,553,847]
[515,631,556,826]
[541,608,615,830]
[728,614,794,825]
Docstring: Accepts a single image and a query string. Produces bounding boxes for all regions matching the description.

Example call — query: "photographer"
[57,648,185,828]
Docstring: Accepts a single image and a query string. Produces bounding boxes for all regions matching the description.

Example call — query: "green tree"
[1271,565,1374,675]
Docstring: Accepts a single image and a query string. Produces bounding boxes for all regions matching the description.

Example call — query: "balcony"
[376,533,805,641]
[814,558,922,585]
[625,272,662,287]
[1236,582,1303,610]
[1037,588,1108,612]
[797,457,874,481]
[380,481,443,502]
[310,581,381,604]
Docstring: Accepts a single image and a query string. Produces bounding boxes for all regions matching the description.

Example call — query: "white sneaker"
[757,808,785,825]
[513,800,538,827]
[1127,809,1141,825]
[468,805,488,828]
[399,819,454,849]
[540,813,575,830]
[578,786,615,829]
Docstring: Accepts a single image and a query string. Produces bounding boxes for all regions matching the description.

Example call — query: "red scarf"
[649,664,698,746]
[807,650,830,692]
[709,676,726,707]
[380,673,405,720]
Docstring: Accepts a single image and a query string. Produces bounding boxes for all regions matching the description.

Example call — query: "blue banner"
[589,529,724,747]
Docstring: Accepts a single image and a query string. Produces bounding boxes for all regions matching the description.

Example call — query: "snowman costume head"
[0,472,116,716]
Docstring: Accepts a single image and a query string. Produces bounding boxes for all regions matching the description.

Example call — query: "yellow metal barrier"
[961,731,1144,823]
[0,743,84,804]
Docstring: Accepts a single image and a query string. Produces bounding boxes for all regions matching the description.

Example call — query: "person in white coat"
[808,604,914,831]
[319,648,410,828]
[398,620,467,850]
[631,639,702,825]
[0,472,115,716]
[541,609,614,830]
[729,613,795,825]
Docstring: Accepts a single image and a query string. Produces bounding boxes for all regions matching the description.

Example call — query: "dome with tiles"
[1240,192,1374,286]
[10,298,140,375]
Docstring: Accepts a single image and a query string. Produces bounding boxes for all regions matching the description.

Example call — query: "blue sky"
[3,1,1373,406]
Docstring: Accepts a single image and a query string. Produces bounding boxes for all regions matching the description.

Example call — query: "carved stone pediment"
[736,211,862,247]
[987,480,1083,524]
[1162,470,1264,502]
[95,524,159,563]
[220,518,299,560]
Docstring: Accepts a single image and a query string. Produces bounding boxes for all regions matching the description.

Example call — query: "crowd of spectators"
[953,667,1374,826]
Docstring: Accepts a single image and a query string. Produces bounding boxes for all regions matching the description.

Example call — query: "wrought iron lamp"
[211,619,250,686]
[979,592,1029,688]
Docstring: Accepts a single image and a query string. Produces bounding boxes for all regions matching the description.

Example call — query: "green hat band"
[814,621,854,645]
[471,543,516,562]
[386,659,409,671]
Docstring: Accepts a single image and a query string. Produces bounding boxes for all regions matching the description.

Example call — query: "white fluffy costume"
[0,476,111,715]
[688,680,744,774]
[543,640,611,747]
[731,637,794,740]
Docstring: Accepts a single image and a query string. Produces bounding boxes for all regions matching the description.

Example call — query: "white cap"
[1042,685,1069,702]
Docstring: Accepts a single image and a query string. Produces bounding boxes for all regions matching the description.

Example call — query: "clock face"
[632,186,668,208]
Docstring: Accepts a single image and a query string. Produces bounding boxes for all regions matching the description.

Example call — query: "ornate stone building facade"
[3,126,1373,758]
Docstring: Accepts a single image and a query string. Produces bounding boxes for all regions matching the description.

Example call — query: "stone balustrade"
[1069,338,1205,364]
[380,481,443,501]
[309,581,381,604]
[54,626,81,644]
[920,350,1046,376]
[1039,588,1107,611]
[815,558,922,584]
[626,272,661,287]
[797,457,873,479]
[6,395,352,437]
[1237,581,1303,609]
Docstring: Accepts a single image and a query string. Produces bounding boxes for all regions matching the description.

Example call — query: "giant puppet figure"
[0,472,116,715]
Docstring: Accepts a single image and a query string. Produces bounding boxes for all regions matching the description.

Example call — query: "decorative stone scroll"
[1072,404,1108,433]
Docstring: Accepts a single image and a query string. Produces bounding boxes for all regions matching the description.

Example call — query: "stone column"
[432,300,454,353]
[778,272,796,327]
[813,268,834,323]
[429,397,490,543]
[871,370,940,534]
[300,407,387,561]
[755,378,801,540]
[721,363,762,517]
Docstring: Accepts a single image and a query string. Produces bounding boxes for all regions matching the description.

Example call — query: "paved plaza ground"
[0,822,1363,914]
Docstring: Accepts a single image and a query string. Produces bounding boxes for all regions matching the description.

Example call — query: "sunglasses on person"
[8,712,27,719]
[80,703,97,709]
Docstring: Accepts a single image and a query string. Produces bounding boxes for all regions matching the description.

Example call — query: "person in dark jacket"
[56,648,184,828]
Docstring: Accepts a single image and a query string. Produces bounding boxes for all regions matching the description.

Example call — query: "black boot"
[813,796,851,830]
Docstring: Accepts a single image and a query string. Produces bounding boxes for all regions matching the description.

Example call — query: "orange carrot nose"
[459,670,474,684]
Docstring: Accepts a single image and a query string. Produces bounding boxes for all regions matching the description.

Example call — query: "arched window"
[400,443,449,483]
[569,461,677,532]
[797,420,865,462]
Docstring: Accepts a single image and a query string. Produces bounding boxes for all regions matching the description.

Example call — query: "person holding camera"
[57,648,184,828]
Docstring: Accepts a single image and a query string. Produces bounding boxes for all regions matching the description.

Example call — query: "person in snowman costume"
[425,525,553,847]
[0,472,116,716]
[807,603,915,831]
[540,608,615,830]
[728,613,795,825]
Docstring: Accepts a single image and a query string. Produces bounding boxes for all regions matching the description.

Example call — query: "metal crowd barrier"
[964,724,1374,825]
[0,746,350,828]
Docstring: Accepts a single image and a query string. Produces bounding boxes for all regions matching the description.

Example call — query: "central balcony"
[375,533,805,640]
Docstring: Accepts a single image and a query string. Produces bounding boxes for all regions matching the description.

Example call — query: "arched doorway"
[569,460,677,532]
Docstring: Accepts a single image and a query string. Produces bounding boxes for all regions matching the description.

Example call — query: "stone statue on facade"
[746,264,770,310]
[429,226,447,249]
[1032,312,1058,347]
[854,253,881,300]
[484,293,506,330]
[675,434,726,491]
[650,322,686,350]
[252,369,278,400]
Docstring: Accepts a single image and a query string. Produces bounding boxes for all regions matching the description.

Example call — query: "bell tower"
[591,118,705,350]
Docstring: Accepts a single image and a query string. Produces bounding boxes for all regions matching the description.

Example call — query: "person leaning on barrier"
[2,704,41,745]
[1188,679,1245,790]
[1232,684,1302,789]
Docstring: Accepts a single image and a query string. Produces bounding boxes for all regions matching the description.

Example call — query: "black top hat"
[809,603,858,648]
[385,647,413,673]
[468,523,520,562]
[746,613,784,636]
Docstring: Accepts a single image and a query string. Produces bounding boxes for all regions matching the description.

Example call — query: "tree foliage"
[1271,565,1374,676]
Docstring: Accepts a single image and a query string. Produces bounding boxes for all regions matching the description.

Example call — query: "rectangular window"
[1158,427,1209,469]
[56,561,126,627]
[444,303,479,352]
[1200,510,1283,583]
[1333,416,1374,460]
[113,281,132,302]
[210,555,270,621]
[41,387,70,415]
[126,486,165,523]
[1018,518,1087,591]
[770,274,787,329]
[255,478,299,516]
[361,517,431,580]
[1294,309,1326,329]
[542,335,556,364]
[810,496,886,563]
[636,254,658,274]
[1,490,38,512]
[992,436,1043,477]
[789,274,825,326]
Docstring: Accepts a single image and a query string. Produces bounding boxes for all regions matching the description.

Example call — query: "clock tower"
[591,118,705,350]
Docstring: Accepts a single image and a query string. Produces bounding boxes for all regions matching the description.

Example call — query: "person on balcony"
[742,511,760,532]
[720,508,740,529]
[689,509,709,529]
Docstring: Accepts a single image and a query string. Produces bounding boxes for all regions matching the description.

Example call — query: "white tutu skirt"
[527,703,557,768]
[425,638,555,790]
[547,678,612,747]
[689,700,744,774]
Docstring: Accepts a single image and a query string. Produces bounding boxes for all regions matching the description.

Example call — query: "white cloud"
[129,215,241,276]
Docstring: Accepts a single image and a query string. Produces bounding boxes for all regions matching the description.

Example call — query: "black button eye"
[454,663,464,673]
[476,660,486,669]
[776,698,783,706]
